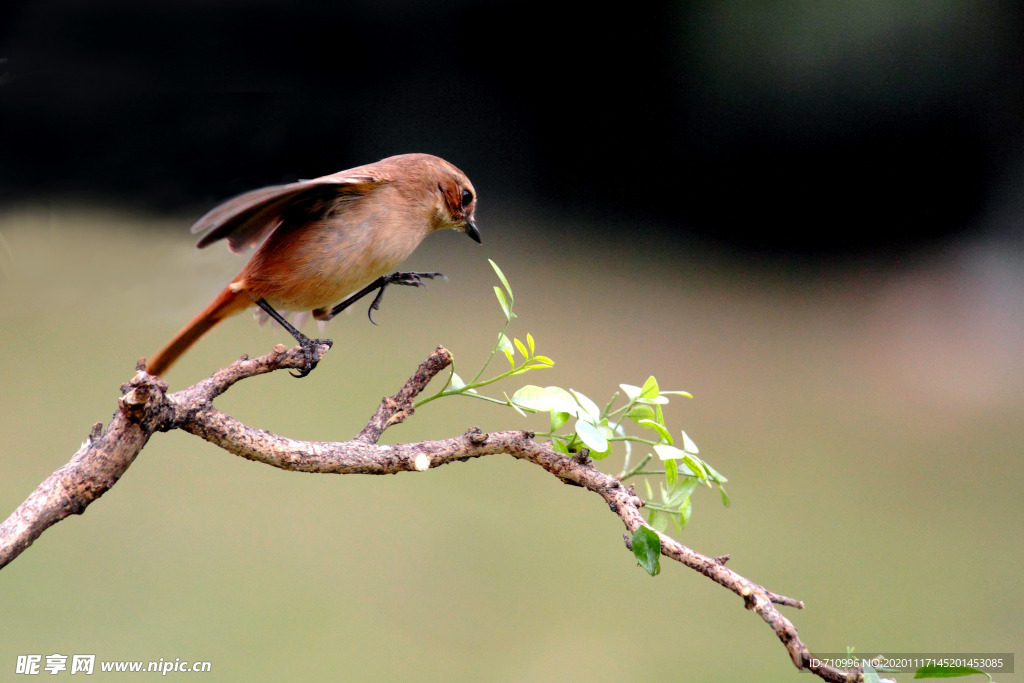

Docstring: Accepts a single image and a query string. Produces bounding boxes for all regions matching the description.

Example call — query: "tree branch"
[0,342,863,682]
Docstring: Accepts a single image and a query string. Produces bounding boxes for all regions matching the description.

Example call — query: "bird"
[145,153,480,378]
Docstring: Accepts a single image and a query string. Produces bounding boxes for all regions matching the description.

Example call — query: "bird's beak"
[464,219,482,244]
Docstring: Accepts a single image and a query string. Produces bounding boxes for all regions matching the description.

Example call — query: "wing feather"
[191,170,389,253]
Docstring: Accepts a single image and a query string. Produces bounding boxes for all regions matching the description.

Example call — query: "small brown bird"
[146,153,480,377]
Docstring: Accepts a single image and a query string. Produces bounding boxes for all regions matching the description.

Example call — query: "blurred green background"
[1,200,1021,681]
[3,1,1024,681]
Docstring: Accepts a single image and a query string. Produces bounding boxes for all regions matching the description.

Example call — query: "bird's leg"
[316,271,446,325]
[255,298,333,378]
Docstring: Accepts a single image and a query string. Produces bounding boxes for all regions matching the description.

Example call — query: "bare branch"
[0,343,863,682]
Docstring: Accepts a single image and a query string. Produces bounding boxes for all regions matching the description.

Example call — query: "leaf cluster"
[418,261,729,572]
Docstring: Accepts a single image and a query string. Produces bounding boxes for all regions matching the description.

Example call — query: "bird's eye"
[461,188,473,208]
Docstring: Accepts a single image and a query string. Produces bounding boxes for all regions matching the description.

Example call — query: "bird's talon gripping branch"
[253,298,334,378]
[291,337,334,378]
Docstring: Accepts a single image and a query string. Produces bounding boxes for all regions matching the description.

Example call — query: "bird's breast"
[237,212,430,311]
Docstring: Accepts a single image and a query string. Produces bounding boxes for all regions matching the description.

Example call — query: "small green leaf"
[680,429,699,454]
[637,418,673,444]
[718,484,731,507]
[575,419,608,453]
[661,390,693,399]
[862,663,882,683]
[511,386,578,416]
[530,355,555,366]
[511,385,553,411]
[631,526,661,576]
[550,411,570,431]
[488,259,513,303]
[570,390,601,421]
[504,392,528,417]
[664,458,678,487]
[551,437,570,454]
[620,383,642,401]
[627,404,656,422]
[702,460,728,484]
[640,375,660,399]
[681,454,707,481]
[665,477,699,505]
[493,286,511,320]
[675,495,693,532]
[647,509,669,532]
[513,337,529,359]
[653,444,684,461]
[526,332,535,355]
[914,665,990,679]
[497,332,513,355]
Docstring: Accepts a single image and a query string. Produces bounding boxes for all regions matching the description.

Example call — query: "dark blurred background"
[3,1,1022,254]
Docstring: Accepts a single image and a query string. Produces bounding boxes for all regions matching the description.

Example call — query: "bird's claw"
[290,336,334,378]
[366,271,447,324]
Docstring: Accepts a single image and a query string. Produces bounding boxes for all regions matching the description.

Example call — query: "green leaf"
[497,332,513,356]
[640,375,660,399]
[664,458,678,488]
[620,383,642,401]
[637,418,673,444]
[504,392,528,417]
[680,429,699,454]
[570,389,601,421]
[493,286,511,320]
[647,509,669,532]
[575,419,608,453]
[550,411,570,431]
[488,259,513,304]
[718,484,731,507]
[626,403,655,422]
[631,526,661,576]
[551,437,570,454]
[702,461,728,484]
[666,477,699,506]
[653,444,685,461]
[863,663,882,683]
[530,355,555,366]
[511,385,553,411]
[661,390,694,399]
[914,665,990,679]
[511,385,578,415]
[674,494,692,532]
[513,337,529,359]
[681,454,708,481]
[526,332,535,355]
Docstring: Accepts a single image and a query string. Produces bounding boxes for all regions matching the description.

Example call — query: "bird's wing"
[191,169,390,253]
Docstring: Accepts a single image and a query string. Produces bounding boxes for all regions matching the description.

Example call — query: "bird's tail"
[146,286,251,376]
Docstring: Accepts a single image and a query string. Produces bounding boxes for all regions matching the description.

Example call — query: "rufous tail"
[146,286,252,376]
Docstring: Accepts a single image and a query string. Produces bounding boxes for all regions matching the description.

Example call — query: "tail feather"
[146,286,251,376]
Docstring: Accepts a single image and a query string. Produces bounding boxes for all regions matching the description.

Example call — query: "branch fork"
[0,341,862,682]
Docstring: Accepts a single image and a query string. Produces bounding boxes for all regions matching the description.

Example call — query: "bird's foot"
[292,335,334,378]
[367,271,446,324]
